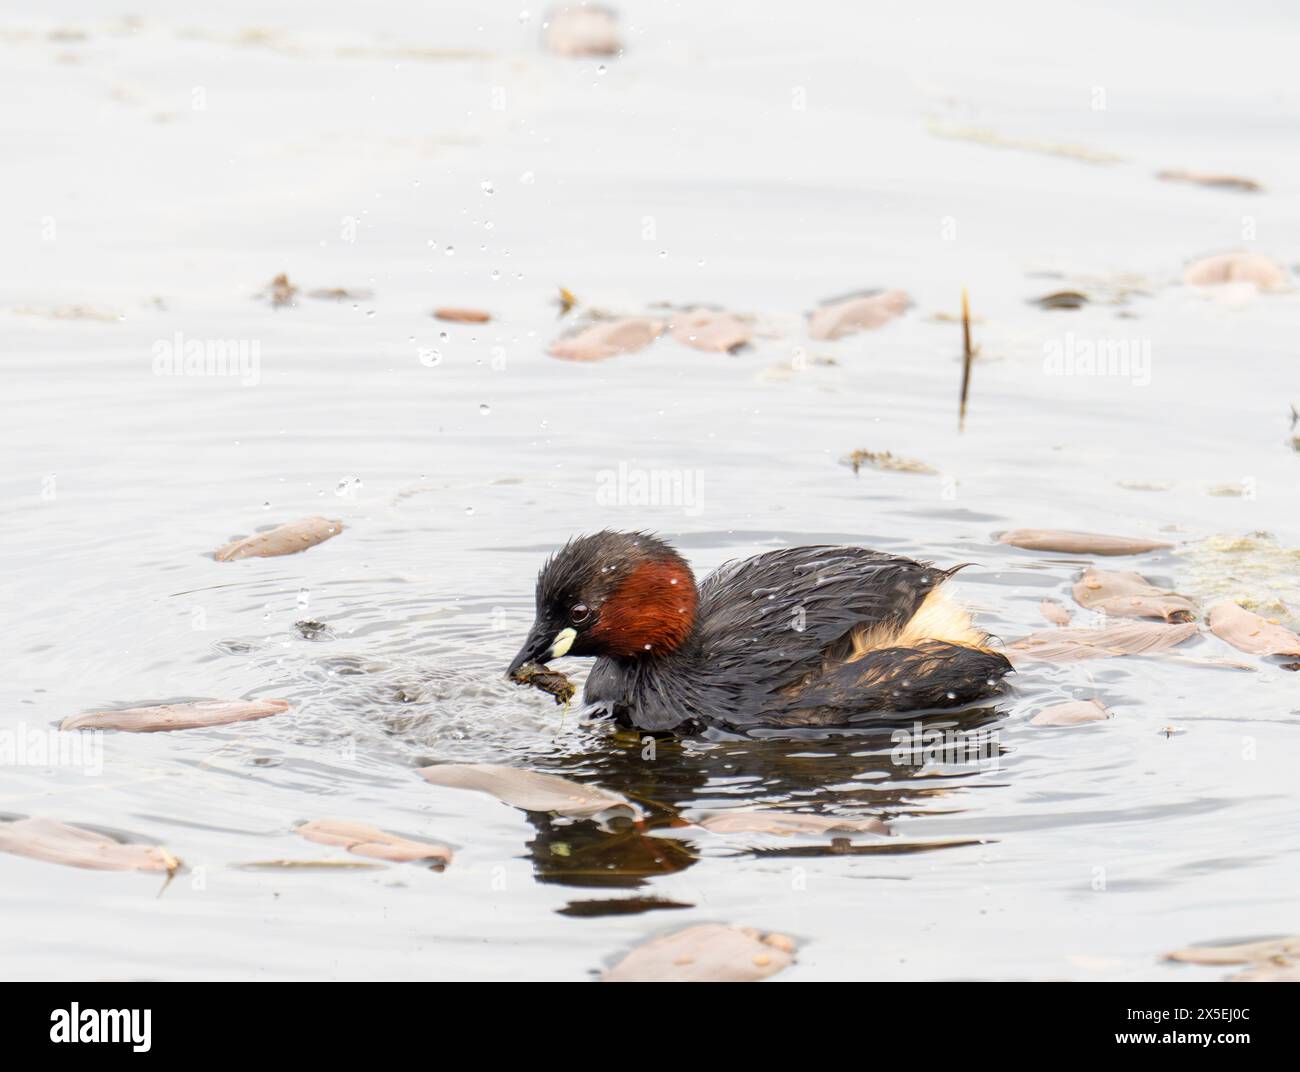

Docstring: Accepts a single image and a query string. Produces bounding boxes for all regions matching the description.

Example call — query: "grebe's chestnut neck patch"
[587,557,698,658]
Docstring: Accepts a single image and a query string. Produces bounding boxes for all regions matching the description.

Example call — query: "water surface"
[2,0,1299,980]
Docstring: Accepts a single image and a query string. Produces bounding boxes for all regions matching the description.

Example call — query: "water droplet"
[520,170,535,184]
[419,348,442,367]
[481,180,494,195]
[335,476,362,497]
[597,64,607,75]
[658,250,668,259]
[479,403,491,416]
[464,505,475,515]
[439,331,449,342]
[444,245,455,257]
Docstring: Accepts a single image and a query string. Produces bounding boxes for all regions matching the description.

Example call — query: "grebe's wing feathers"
[689,546,948,712]
[773,641,1013,725]
[695,546,943,652]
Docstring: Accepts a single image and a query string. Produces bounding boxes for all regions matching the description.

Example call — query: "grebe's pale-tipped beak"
[506,624,577,677]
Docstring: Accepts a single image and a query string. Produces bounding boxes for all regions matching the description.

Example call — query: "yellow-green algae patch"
[1178,534,1300,626]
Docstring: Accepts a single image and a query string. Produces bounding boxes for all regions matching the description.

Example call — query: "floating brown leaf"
[419,763,642,820]
[1164,936,1300,966]
[604,924,796,982]
[433,307,491,323]
[1007,621,1198,663]
[1157,169,1263,193]
[62,698,290,733]
[509,662,576,705]
[297,818,452,865]
[543,4,621,57]
[695,811,888,837]
[1207,602,1300,656]
[307,287,374,301]
[548,318,663,361]
[214,517,344,561]
[1183,252,1287,290]
[999,529,1173,555]
[1032,290,1089,310]
[0,817,178,872]
[841,449,936,476]
[1040,599,1073,626]
[1072,568,1196,622]
[668,310,752,352]
[1029,699,1111,726]
[808,290,909,340]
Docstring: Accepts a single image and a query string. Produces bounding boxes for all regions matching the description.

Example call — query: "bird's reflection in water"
[520,705,1007,892]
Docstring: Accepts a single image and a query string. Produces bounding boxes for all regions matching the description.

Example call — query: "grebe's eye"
[570,603,590,625]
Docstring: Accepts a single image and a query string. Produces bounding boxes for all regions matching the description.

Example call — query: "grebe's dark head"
[506,531,697,676]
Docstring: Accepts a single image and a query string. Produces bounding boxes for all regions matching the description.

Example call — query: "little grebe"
[507,531,1012,734]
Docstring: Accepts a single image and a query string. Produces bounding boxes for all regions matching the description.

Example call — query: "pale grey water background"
[1,1,1298,980]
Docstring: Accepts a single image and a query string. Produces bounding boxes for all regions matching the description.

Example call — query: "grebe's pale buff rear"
[507,531,1012,734]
